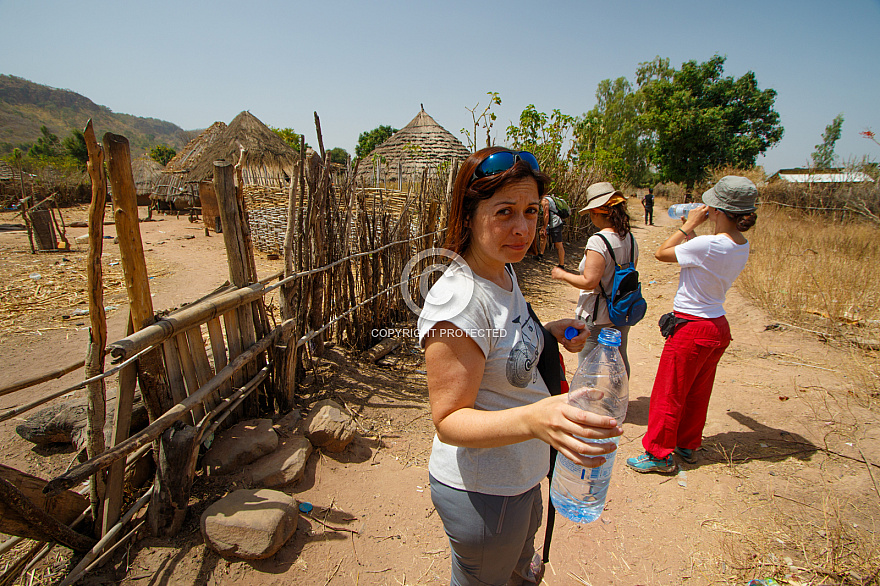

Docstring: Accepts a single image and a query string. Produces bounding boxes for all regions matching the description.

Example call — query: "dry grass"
[738,205,880,405]
[714,497,880,585]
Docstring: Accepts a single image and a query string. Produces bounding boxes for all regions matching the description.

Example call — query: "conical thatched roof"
[153,121,227,200]
[131,156,164,196]
[164,121,227,175]
[187,111,299,183]
[359,105,470,181]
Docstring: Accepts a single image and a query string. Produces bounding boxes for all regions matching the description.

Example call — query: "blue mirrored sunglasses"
[470,150,540,183]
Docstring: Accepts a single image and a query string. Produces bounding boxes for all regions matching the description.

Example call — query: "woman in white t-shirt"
[626,176,758,474]
[551,182,637,376]
[419,148,623,586]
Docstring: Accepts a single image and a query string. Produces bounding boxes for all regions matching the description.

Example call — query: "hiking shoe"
[674,447,698,464]
[626,452,676,474]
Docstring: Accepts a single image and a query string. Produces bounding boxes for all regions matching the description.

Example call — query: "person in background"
[419,147,622,586]
[642,187,655,225]
[551,181,637,376]
[536,194,566,268]
[626,176,758,473]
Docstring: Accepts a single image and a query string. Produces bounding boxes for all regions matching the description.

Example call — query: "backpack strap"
[594,233,614,302]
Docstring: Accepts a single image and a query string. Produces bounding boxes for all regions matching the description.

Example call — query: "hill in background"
[0,74,195,156]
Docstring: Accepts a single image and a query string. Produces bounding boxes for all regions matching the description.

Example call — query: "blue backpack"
[592,233,647,327]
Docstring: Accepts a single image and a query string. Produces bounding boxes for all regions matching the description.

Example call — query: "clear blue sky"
[1,0,878,175]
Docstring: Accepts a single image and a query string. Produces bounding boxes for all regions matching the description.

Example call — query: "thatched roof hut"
[153,121,227,203]
[359,105,470,182]
[131,156,164,199]
[187,111,299,187]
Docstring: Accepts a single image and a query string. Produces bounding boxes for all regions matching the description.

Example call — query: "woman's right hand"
[683,204,709,230]
[527,395,623,467]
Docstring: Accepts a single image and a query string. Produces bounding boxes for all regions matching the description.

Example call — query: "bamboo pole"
[103,132,172,421]
[83,120,108,532]
[0,360,85,398]
[43,319,295,496]
[107,283,267,361]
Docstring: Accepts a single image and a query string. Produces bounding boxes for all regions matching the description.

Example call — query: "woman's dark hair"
[722,210,758,232]
[445,147,551,255]
[602,201,632,236]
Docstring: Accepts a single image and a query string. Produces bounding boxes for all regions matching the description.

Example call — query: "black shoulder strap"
[595,233,617,265]
[526,302,562,397]
[628,232,635,264]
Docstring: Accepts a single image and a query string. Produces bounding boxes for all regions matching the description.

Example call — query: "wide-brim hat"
[702,176,758,213]
[579,182,623,214]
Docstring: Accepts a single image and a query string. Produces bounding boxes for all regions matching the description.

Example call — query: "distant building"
[770,168,875,184]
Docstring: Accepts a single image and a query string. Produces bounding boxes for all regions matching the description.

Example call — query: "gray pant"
[577,322,631,378]
[430,475,542,586]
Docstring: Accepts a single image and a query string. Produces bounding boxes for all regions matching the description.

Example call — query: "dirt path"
[1,205,877,586]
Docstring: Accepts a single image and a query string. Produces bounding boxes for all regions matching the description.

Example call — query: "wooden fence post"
[103,132,177,537]
[83,121,108,533]
[102,132,172,421]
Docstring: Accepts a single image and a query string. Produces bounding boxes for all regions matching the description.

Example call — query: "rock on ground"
[200,488,299,560]
[245,435,313,488]
[201,418,278,475]
[303,399,356,453]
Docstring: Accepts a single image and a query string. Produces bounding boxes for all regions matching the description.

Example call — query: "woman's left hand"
[546,318,589,353]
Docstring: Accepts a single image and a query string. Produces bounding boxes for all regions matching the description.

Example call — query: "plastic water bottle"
[549,328,628,523]
[667,202,704,219]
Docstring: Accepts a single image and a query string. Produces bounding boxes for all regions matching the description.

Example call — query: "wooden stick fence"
[0,113,455,585]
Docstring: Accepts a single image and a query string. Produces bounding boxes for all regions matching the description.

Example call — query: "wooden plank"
[185,326,219,412]
[175,333,206,424]
[162,338,188,407]
[100,359,137,536]
[223,310,245,388]
[0,464,89,542]
[206,318,232,400]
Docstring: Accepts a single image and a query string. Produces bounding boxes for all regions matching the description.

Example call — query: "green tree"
[507,105,577,193]
[574,77,652,185]
[811,114,844,169]
[269,126,308,152]
[28,125,60,159]
[149,145,177,166]
[63,129,88,169]
[641,55,783,192]
[355,125,397,159]
[327,147,349,166]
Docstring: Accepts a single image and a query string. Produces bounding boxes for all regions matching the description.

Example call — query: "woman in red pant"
[626,176,758,473]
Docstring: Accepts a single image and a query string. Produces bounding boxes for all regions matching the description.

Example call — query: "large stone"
[200,488,299,560]
[303,399,356,453]
[202,419,278,475]
[246,435,313,488]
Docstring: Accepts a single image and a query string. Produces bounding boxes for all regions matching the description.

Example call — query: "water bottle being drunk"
[549,328,628,523]
[667,202,705,219]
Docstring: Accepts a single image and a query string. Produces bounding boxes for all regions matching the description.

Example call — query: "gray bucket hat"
[701,176,758,213]
[579,181,623,214]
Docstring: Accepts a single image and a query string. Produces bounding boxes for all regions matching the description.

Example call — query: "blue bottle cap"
[597,327,622,347]
[564,326,579,340]
[298,501,313,514]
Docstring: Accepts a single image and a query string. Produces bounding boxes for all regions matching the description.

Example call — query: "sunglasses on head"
[470,150,540,183]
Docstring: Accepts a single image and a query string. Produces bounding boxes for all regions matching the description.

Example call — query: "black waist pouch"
[658,312,692,339]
